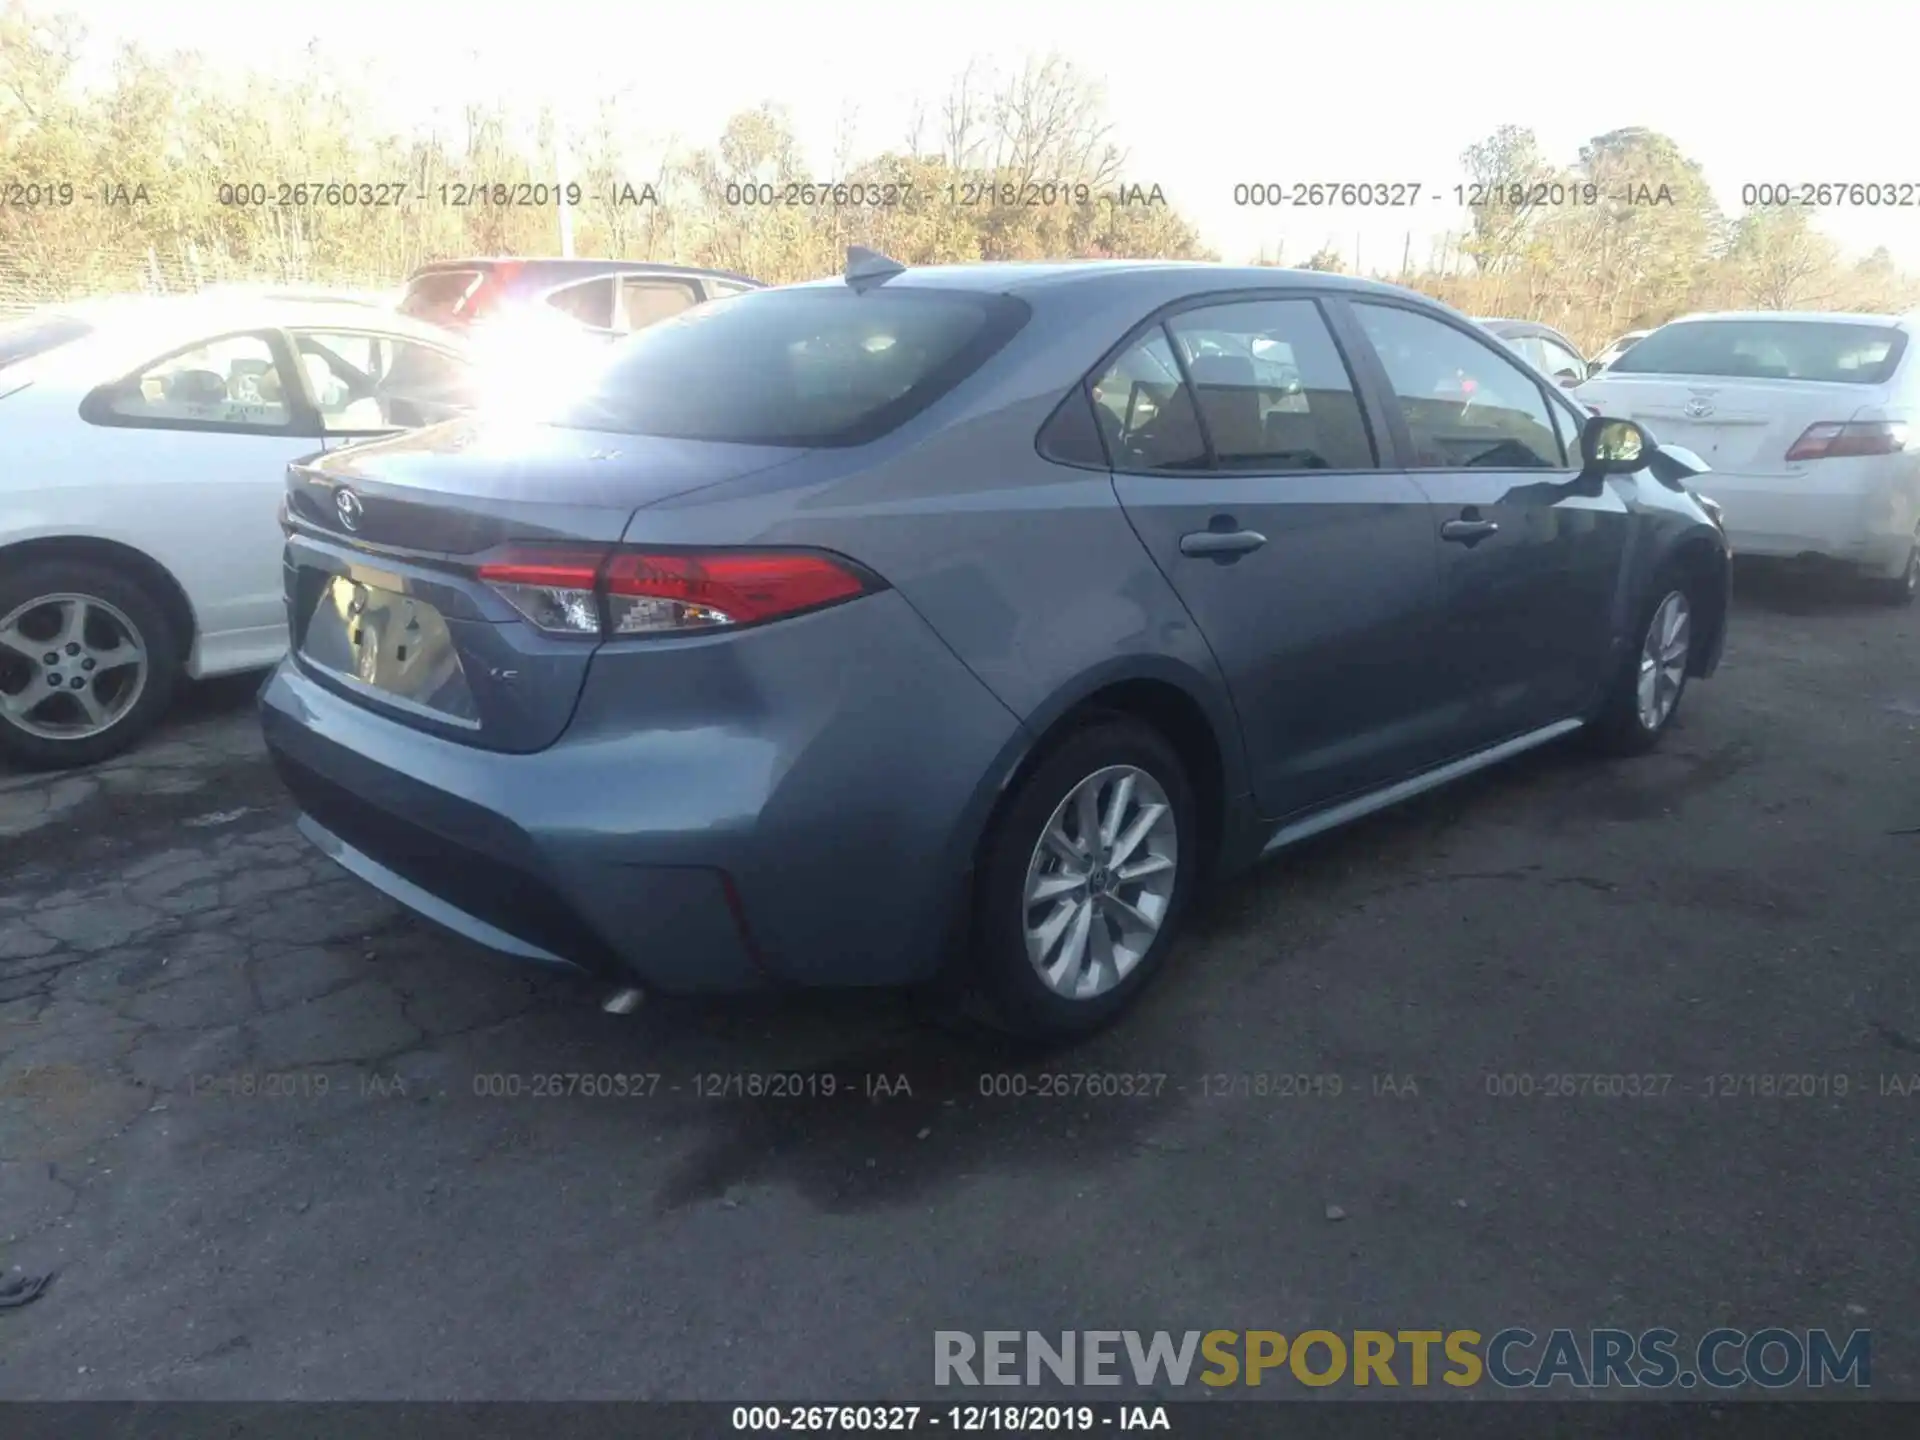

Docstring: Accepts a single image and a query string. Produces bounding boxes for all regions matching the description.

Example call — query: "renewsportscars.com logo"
[934,1328,1871,1390]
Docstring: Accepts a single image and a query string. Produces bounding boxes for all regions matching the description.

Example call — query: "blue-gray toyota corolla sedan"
[259,253,1730,1040]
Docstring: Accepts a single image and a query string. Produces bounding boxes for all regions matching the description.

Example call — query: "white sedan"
[0,294,478,769]
[1577,311,1920,604]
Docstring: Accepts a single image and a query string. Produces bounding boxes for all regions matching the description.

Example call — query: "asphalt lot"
[2,562,1918,1401]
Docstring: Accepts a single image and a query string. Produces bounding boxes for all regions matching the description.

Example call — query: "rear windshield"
[547,287,1031,446]
[1609,320,1907,384]
[0,312,94,371]
[398,270,485,324]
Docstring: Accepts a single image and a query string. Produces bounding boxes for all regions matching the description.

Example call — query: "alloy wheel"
[0,593,150,741]
[1022,764,1179,1001]
[1634,590,1691,732]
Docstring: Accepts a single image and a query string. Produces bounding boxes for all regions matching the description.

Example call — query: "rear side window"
[1166,299,1376,470]
[398,270,484,324]
[0,313,93,370]
[619,277,699,332]
[1611,320,1907,384]
[1090,330,1207,471]
[547,278,616,330]
[550,287,1031,446]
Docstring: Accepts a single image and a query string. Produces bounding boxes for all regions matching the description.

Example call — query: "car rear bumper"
[258,589,1024,994]
[1703,462,1916,573]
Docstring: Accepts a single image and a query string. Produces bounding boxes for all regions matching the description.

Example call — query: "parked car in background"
[260,254,1728,1041]
[396,258,762,341]
[1577,311,1920,603]
[1476,318,1590,387]
[0,294,479,769]
[1591,329,1653,374]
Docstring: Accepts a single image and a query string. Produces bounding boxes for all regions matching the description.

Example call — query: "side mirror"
[1580,415,1653,474]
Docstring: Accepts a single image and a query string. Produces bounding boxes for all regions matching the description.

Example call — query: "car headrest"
[1187,354,1257,389]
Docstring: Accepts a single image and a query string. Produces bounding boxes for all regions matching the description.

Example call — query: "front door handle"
[1180,528,1268,558]
[1440,518,1500,545]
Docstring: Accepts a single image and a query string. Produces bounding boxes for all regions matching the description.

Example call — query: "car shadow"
[1730,556,1897,615]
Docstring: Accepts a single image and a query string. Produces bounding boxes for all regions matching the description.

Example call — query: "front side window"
[292,330,474,432]
[1353,303,1563,469]
[1165,299,1375,470]
[101,333,293,429]
[550,286,1029,447]
[1090,330,1207,471]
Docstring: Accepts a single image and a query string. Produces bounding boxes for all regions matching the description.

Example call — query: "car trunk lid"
[1576,373,1890,477]
[284,420,807,752]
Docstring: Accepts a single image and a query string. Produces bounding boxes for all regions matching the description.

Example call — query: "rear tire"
[0,559,180,771]
[958,718,1198,1042]
[1587,570,1695,757]
[1865,533,1918,607]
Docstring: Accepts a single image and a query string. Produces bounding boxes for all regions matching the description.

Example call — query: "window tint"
[1353,303,1562,469]
[104,333,292,428]
[620,278,699,332]
[1090,329,1207,471]
[0,313,93,371]
[1166,299,1374,470]
[1503,334,1548,369]
[292,331,473,432]
[546,278,616,330]
[398,270,483,324]
[1037,385,1110,468]
[550,287,1029,446]
[1608,319,1905,384]
[1538,337,1586,383]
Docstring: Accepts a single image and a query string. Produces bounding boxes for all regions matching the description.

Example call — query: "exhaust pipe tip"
[601,986,645,1015]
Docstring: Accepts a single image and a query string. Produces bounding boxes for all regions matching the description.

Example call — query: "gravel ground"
[1,562,1917,1401]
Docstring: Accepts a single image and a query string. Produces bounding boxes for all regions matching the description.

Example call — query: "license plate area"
[301,575,481,727]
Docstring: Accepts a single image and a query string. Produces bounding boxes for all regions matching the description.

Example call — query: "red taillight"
[475,545,873,637]
[1786,420,1908,461]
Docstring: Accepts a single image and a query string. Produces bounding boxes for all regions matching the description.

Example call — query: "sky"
[56,0,1920,271]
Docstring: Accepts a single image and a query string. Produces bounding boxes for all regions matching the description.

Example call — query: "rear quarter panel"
[613,282,1256,812]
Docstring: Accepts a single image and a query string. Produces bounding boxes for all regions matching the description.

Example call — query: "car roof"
[784,260,1429,301]
[1660,310,1912,329]
[408,257,761,286]
[1475,317,1583,347]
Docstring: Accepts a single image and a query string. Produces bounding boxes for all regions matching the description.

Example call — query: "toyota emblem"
[1683,397,1715,419]
[334,488,364,531]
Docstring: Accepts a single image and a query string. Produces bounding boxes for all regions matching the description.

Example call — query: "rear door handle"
[1440,519,1500,545]
[1179,529,1268,558]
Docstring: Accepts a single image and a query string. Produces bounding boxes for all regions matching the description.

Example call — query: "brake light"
[1785,420,1909,461]
[475,545,875,637]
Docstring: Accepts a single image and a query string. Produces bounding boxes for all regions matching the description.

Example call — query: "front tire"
[963,719,1198,1042]
[1588,573,1694,756]
[0,559,180,771]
